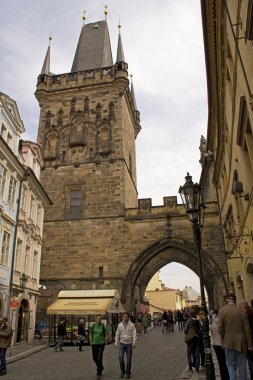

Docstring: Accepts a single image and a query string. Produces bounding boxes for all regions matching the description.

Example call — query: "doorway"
[16,299,29,342]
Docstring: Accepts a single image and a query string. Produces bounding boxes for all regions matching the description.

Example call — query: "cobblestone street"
[5,327,188,380]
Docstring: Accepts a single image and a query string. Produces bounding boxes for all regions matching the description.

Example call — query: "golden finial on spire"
[49,33,52,46]
[82,11,86,25]
[104,5,108,20]
[118,19,121,33]
[130,74,133,84]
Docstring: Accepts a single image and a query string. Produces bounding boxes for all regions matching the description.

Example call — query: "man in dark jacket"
[54,318,66,352]
[184,309,201,372]
[78,318,86,352]
[0,317,12,375]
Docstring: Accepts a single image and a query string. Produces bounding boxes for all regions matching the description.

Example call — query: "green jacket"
[0,323,12,348]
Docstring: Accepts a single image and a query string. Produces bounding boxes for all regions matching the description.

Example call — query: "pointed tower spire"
[41,34,52,75]
[130,74,138,110]
[116,21,125,63]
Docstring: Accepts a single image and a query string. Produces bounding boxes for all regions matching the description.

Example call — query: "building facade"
[201,0,253,302]
[36,17,229,318]
[0,92,51,343]
[0,92,24,318]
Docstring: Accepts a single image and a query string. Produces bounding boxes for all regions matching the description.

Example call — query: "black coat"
[57,323,66,337]
[78,324,85,336]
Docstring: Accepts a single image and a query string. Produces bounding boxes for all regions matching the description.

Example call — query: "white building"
[0,92,51,344]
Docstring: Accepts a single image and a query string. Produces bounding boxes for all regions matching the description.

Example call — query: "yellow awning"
[47,297,112,315]
[47,289,125,315]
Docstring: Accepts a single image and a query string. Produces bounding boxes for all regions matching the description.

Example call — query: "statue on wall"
[98,124,110,153]
[70,116,85,147]
[44,132,58,159]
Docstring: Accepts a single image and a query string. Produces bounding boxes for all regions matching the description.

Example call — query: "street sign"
[10,299,20,308]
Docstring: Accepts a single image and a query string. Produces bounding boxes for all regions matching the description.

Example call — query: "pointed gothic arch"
[121,237,228,311]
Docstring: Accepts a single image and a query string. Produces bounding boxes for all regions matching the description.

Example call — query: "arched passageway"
[121,237,228,312]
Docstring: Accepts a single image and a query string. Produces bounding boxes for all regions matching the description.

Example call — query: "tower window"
[99,266,104,278]
[70,190,81,217]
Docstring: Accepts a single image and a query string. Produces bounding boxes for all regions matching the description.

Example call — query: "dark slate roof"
[41,46,50,75]
[116,32,125,62]
[71,20,113,72]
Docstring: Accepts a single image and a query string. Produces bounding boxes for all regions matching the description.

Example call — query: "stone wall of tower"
[36,68,139,218]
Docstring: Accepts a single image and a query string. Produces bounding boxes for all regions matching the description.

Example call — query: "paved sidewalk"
[6,338,49,364]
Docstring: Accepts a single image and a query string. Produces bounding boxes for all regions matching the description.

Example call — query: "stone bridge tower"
[35,18,228,316]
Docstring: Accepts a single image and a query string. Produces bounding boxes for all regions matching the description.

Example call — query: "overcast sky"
[1,0,206,293]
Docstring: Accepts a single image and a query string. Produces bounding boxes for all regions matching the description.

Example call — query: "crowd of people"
[183,294,253,380]
[0,293,251,379]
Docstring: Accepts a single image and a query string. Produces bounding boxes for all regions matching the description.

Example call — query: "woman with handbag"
[184,309,201,372]
[78,318,86,352]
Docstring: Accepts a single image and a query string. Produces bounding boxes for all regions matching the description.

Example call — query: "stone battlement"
[37,62,128,91]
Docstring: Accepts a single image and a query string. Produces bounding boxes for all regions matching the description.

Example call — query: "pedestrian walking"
[54,318,66,352]
[239,300,253,380]
[34,323,42,340]
[184,308,201,373]
[162,310,167,333]
[0,317,12,376]
[219,293,253,380]
[177,310,183,331]
[142,314,148,336]
[78,318,86,352]
[167,310,174,333]
[89,315,109,380]
[210,309,229,380]
[115,312,137,379]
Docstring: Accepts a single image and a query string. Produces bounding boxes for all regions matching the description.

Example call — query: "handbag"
[184,326,198,343]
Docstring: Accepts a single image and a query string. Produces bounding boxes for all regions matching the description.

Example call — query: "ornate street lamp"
[179,173,215,380]
[19,273,28,292]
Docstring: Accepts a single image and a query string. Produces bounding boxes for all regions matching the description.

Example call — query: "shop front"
[47,289,125,346]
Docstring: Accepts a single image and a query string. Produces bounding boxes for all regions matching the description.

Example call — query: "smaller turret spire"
[41,34,52,75]
[130,74,138,110]
[116,21,125,63]
[82,11,86,26]
[104,5,108,20]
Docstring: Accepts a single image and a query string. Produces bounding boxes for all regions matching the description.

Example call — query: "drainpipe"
[7,169,29,319]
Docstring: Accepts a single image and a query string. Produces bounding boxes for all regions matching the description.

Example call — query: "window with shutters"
[8,176,17,205]
[1,231,10,267]
[0,164,7,197]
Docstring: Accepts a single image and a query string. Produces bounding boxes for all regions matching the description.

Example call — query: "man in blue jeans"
[115,312,137,379]
[219,294,253,380]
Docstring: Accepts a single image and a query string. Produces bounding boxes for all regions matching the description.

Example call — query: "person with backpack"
[89,315,109,380]
[184,308,201,372]
[0,317,13,376]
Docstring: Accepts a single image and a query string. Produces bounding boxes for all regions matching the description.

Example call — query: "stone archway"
[121,237,228,311]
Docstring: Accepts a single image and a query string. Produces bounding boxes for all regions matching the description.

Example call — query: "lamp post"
[179,173,215,380]
[19,273,28,292]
